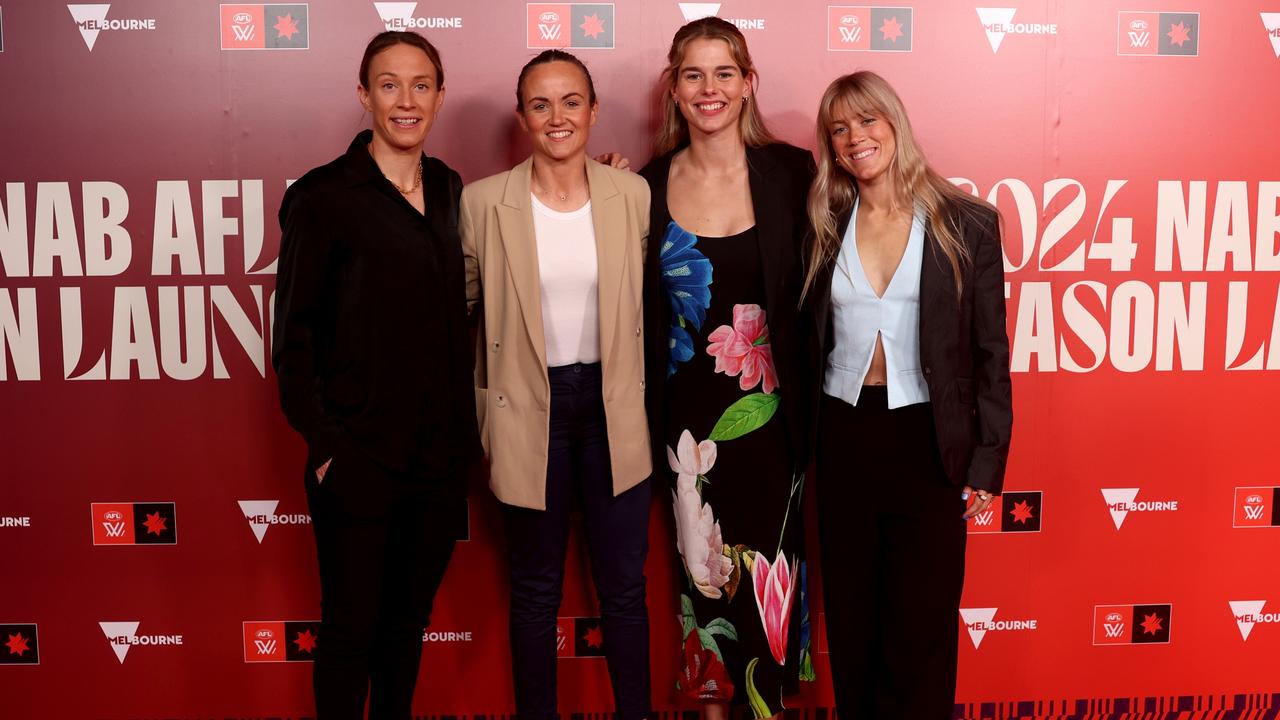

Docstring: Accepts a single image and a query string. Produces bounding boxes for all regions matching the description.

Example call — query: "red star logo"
[5,633,30,656]
[1140,612,1164,635]
[879,16,904,42]
[274,13,300,40]
[1009,500,1035,524]
[294,629,317,653]
[579,13,606,39]
[1166,21,1191,47]
[143,511,168,536]
[583,626,604,649]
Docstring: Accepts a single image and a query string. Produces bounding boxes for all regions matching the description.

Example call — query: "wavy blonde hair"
[652,17,777,156]
[802,71,993,302]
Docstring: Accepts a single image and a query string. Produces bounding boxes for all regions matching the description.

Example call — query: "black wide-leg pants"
[305,450,462,720]
[816,387,967,720]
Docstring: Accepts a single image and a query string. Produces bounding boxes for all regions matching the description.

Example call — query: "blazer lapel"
[746,147,783,321]
[917,224,952,361]
[496,156,548,371]
[587,159,624,367]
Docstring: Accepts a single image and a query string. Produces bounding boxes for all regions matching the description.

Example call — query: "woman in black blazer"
[801,71,1012,719]
[272,31,480,718]
[639,17,813,718]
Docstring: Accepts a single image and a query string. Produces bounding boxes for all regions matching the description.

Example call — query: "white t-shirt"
[531,193,600,367]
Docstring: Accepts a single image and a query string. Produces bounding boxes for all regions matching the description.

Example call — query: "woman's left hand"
[962,485,996,519]
[594,151,631,170]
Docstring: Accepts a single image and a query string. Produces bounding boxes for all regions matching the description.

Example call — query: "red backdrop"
[3,1,1280,717]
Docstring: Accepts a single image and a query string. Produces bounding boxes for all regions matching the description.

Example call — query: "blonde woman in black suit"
[802,71,1013,719]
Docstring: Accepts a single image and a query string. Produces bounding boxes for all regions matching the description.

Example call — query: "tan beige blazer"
[460,157,652,510]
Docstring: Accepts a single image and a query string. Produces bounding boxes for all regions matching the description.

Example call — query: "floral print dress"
[660,220,810,716]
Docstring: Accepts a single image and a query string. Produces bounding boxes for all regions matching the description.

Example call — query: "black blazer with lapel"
[805,198,1013,493]
[272,131,482,506]
[640,142,816,471]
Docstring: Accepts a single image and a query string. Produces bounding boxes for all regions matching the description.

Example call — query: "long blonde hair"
[802,71,992,302]
[652,17,777,156]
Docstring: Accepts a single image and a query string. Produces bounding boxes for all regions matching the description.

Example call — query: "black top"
[640,142,816,471]
[272,130,481,498]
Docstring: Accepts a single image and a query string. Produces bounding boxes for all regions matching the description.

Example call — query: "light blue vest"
[824,197,931,409]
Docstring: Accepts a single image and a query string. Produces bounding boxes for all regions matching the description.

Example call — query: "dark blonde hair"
[802,71,993,302]
[652,17,776,156]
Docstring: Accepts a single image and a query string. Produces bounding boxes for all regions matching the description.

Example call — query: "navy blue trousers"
[502,362,652,720]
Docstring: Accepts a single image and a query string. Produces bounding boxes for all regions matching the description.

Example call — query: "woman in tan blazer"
[459,50,653,720]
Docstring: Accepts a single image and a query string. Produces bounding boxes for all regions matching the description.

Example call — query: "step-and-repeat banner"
[2,1,1279,718]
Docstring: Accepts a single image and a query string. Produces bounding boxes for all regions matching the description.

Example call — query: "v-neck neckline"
[842,197,916,301]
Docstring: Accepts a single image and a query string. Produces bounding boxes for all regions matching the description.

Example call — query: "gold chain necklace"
[368,144,422,195]
[385,161,422,195]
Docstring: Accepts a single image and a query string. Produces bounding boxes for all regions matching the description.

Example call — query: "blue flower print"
[668,323,695,377]
[660,221,713,377]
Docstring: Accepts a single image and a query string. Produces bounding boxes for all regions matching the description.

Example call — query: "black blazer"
[804,197,1013,493]
[272,131,481,504]
[640,142,816,471]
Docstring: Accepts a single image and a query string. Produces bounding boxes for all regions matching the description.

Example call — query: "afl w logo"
[1127,18,1150,48]
[840,16,861,44]
[827,7,913,52]
[1093,604,1172,645]
[1233,487,1279,527]
[1117,11,1198,56]
[220,4,309,50]
[91,502,177,545]
[968,491,1041,534]
[242,621,320,662]
[527,4,614,49]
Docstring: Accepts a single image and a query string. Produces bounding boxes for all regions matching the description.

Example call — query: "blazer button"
[492,340,501,352]
[640,380,646,390]
[496,395,506,408]
[923,366,932,376]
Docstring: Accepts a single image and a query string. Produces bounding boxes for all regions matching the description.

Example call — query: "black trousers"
[502,362,652,720]
[305,449,461,720]
[816,388,967,720]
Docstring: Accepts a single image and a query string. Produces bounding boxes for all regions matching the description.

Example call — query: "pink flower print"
[669,431,732,599]
[667,429,717,479]
[705,303,779,393]
[751,551,798,665]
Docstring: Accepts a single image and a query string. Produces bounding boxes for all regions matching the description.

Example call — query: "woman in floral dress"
[639,17,815,718]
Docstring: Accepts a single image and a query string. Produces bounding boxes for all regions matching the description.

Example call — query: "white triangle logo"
[975,7,1015,53]
[238,500,279,544]
[679,3,721,22]
[959,607,997,649]
[373,2,416,31]
[1100,488,1139,530]
[68,4,110,51]
[1229,600,1266,641]
[99,621,139,664]
[1262,13,1280,58]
